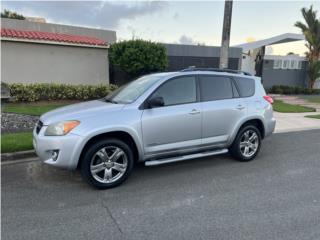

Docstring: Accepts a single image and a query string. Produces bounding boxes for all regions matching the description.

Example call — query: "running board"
[145,149,228,166]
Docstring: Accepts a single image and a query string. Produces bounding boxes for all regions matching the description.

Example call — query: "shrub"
[268,85,320,95]
[8,83,118,102]
[109,39,168,78]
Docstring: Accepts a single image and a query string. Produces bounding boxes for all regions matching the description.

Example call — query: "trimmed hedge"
[8,83,118,102]
[109,39,168,78]
[268,85,320,95]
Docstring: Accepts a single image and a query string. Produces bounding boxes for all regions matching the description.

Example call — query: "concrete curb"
[1,150,37,162]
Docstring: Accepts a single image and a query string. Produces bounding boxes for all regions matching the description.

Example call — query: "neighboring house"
[1,18,116,85]
[262,55,307,89]
[233,33,316,89]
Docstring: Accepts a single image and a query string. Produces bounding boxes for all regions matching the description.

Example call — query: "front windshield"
[105,75,162,104]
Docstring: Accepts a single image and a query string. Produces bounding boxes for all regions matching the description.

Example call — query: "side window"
[199,76,233,101]
[232,81,240,98]
[151,76,196,106]
[234,77,255,97]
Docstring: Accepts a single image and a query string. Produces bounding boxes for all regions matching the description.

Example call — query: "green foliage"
[7,83,118,102]
[1,9,25,20]
[273,100,316,113]
[4,103,69,116]
[109,39,168,77]
[305,114,320,119]
[295,5,320,88]
[268,85,320,95]
[307,59,320,88]
[1,132,33,153]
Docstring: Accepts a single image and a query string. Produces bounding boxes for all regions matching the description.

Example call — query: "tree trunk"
[219,0,233,69]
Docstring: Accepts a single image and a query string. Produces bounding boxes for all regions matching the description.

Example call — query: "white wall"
[1,41,110,85]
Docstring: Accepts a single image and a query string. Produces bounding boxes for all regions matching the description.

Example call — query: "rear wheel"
[80,138,134,189]
[229,125,261,162]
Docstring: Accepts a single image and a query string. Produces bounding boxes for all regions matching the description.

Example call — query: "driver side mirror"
[147,96,164,108]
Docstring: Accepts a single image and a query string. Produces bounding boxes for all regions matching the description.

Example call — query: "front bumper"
[33,126,84,170]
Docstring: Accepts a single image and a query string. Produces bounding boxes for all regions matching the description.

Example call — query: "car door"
[199,75,246,146]
[141,75,202,156]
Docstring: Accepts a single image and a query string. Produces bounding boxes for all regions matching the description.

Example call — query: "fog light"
[51,150,59,161]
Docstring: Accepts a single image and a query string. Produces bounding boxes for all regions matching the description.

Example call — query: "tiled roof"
[1,28,108,46]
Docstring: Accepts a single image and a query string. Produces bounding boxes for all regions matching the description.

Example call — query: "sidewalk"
[274,111,320,133]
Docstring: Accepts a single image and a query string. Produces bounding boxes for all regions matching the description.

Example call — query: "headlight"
[44,120,80,136]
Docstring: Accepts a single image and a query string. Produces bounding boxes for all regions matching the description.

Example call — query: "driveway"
[274,111,320,133]
[2,129,320,240]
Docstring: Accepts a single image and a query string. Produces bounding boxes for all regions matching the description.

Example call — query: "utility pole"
[219,0,233,69]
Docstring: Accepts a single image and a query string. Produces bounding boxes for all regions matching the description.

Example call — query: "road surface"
[2,130,320,240]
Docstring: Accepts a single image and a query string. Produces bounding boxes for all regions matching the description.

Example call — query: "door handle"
[236,105,245,110]
[189,109,201,115]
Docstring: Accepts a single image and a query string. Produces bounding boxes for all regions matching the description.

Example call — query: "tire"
[229,125,261,162]
[80,138,134,189]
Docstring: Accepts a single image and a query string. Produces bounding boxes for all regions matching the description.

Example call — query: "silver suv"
[33,69,276,189]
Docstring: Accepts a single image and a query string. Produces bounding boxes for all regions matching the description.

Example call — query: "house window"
[297,61,302,69]
[289,60,297,69]
[282,60,289,69]
[273,60,282,69]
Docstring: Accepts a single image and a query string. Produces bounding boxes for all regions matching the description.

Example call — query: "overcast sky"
[2,1,320,55]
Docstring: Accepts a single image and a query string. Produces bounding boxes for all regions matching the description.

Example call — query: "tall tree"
[1,9,25,20]
[295,5,320,88]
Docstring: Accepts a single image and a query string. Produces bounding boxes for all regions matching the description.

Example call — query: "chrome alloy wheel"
[239,130,259,158]
[90,146,128,184]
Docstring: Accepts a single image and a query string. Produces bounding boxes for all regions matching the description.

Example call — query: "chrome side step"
[145,149,228,166]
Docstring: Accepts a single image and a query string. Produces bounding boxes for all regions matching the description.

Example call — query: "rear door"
[199,75,246,146]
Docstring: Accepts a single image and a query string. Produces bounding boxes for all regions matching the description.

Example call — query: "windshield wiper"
[104,98,118,104]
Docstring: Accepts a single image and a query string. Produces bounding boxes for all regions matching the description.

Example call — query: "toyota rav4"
[33,68,276,189]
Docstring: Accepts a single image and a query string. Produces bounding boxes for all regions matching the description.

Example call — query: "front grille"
[36,121,43,134]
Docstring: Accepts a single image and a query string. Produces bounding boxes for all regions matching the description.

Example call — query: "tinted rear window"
[199,76,233,101]
[234,77,255,97]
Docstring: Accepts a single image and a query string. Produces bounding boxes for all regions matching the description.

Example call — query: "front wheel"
[229,125,261,162]
[80,138,134,189]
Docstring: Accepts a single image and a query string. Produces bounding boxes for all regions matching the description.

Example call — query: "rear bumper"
[265,117,276,138]
[33,127,84,170]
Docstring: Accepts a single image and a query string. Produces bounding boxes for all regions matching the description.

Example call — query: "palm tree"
[295,5,320,88]
[307,59,320,89]
[1,9,25,20]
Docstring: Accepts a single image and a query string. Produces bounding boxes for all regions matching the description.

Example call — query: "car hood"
[40,100,124,125]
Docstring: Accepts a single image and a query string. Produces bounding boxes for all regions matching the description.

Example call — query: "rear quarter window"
[234,77,255,97]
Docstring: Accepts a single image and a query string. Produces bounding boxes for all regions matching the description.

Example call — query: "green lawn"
[273,100,316,113]
[3,101,74,116]
[1,132,33,153]
[299,95,320,104]
[305,114,320,119]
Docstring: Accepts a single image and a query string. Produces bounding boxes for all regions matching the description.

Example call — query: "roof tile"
[1,28,108,46]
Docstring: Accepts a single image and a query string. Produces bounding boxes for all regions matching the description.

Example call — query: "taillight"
[263,95,274,104]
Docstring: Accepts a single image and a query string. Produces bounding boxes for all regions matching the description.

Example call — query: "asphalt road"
[2,130,320,240]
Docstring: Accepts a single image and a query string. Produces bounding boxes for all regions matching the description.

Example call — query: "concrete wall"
[1,41,109,85]
[163,43,242,58]
[163,44,242,70]
[1,18,116,44]
[261,59,307,89]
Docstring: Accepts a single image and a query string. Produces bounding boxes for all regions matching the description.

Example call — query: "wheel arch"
[229,117,266,145]
[77,130,142,169]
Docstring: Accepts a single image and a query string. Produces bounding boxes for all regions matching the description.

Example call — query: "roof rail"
[180,67,252,76]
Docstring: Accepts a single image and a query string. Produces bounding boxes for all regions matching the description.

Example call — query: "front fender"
[71,125,144,169]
